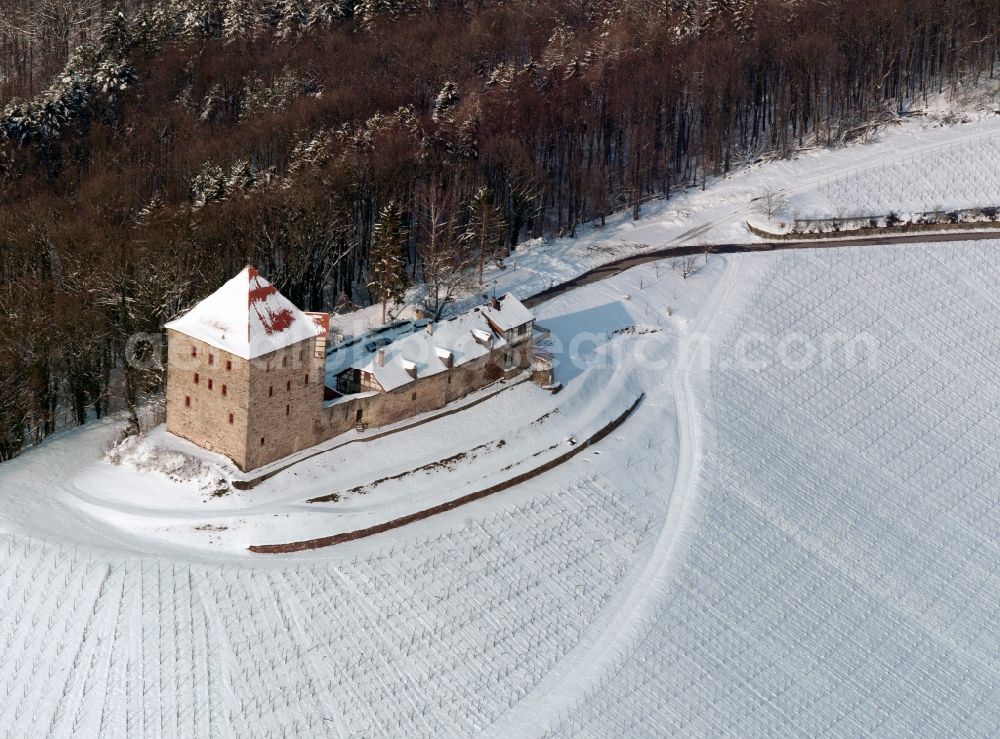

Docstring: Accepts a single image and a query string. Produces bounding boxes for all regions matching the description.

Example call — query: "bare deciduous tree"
[672,256,699,280]
[416,182,476,319]
[756,190,789,220]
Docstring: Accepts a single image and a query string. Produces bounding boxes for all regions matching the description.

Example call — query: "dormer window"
[435,347,454,369]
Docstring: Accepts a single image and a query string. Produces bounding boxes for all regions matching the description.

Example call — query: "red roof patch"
[165,265,326,359]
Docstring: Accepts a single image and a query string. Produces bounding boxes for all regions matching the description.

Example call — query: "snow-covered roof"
[165,266,324,360]
[326,298,533,392]
[362,310,507,391]
[480,293,534,332]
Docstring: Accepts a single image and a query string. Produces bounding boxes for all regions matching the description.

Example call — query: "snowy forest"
[1,0,999,459]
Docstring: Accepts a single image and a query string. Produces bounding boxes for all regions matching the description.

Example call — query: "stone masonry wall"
[168,328,532,472]
[315,336,532,445]
[165,329,251,469]
[245,337,327,471]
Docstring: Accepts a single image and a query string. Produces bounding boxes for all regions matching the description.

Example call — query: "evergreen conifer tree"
[223,0,260,39]
[368,200,409,323]
[432,81,460,122]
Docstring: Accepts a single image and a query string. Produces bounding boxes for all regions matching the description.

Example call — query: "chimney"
[377,349,385,367]
[491,297,501,311]
[426,322,434,335]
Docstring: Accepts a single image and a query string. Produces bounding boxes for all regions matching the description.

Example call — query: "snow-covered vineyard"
[5,111,1000,735]
[546,243,1000,736]
[805,131,1000,218]
[5,240,1000,736]
[0,477,647,736]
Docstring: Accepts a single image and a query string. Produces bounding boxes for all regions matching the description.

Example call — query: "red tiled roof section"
[248,268,295,336]
[306,312,330,335]
[166,265,322,360]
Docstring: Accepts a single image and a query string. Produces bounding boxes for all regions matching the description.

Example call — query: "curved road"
[523,227,1000,308]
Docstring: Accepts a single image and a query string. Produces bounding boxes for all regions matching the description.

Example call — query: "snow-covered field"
[795,131,1000,219]
[0,254,719,735]
[543,241,1000,736]
[4,104,1000,735]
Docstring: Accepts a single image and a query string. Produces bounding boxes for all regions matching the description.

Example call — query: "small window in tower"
[194,372,199,384]
[282,356,288,368]
[207,379,213,391]
[286,404,290,416]
[228,413,234,425]
[185,396,190,407]
[411,392,417,401]
[304,373,309,385]
[260,437,265,446]
[191,346,197,358]
[222,384,227,397]
[226,360,232,371]
[286,380,291,392]
[269,386,273,397]
[208,353,214,365]
[447,375,452,385]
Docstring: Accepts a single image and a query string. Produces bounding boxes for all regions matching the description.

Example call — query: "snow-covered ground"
[793,131,1000,220]
[4,100,1000,735]
[542,241,1000,736]
[7,255,723,558]
[0,253,724,735]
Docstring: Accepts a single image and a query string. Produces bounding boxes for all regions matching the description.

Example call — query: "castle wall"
[165,329,251,469]
[244,337,327,471]
[167,324,532,473]
[314,339,525,446]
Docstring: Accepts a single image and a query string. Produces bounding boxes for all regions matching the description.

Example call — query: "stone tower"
[165,266,328,471]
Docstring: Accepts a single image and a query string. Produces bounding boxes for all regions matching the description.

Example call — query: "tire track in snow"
[489,255,744,736]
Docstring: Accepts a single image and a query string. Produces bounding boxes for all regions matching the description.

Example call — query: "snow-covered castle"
[165,267,534,471]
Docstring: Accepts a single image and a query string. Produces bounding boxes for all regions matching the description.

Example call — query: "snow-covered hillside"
[484,114,1000,299]
[542,241,1000,736]
[0,254,724,735]
[7,239,1000,735]
[4,111,1000,735]
[799,131,1000,219]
